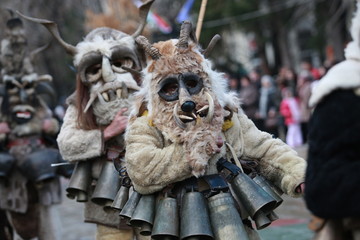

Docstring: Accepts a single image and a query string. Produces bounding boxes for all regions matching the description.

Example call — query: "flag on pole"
[148,11,172,34]
[176,0,195,23]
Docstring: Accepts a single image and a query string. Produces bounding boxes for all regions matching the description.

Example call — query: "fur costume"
[0,16,64,240]
[124,21,306,239]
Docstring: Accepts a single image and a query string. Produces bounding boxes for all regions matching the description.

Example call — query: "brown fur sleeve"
[125,116,192,194]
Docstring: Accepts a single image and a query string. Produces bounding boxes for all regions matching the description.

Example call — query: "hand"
[0,122,10,134]
[103,108,128,141]
[295,182,305,194]
[42,119,56,132]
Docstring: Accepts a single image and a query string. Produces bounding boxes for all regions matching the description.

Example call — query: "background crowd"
[226,59,338,148]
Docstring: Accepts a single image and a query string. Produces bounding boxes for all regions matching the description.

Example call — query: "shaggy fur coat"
[125,109,306,197]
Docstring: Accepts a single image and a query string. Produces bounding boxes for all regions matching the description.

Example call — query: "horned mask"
[2,72,53,129]
[133,21,237,176]
[17,0,154,125]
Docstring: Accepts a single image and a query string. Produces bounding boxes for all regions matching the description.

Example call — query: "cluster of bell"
[117,188,253,240]
[66,160,126,209]
[217,158,284,230]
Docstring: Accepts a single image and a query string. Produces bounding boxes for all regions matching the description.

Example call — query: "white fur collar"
[309,59,360,107]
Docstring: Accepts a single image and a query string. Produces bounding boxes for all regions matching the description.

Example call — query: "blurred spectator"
[280,67,298,96]
[280,87,303,148]
[228,75,240,93]
[248,68,262,89]
[297,71,313,144]
[301,60,321,80]
[257,75,281,137]
[238,75,259,121]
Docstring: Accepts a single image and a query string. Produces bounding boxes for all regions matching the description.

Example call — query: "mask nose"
[181,100,196,112]
[20,89,28,103]
[102,56,116,82]
[179,79,196,112]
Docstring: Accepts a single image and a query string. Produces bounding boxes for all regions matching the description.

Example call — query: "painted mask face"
[75,28,143,113]
[17,0,154,116]
[3,74,52,124]
[133,21,232,176]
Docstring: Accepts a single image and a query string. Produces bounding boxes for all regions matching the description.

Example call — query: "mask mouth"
[12,105,35,123]
[173,92,214,129]
[83,79,140,113]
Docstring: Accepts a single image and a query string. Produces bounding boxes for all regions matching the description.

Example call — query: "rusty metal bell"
[152,196,179,240]
[119,190,141,224]
[91,161,121,207]
[66,160,91,202]
[110,186,130,211]
[180,191,214,240]
[208,192,250,240]
[252,175,283,208]
[130,194,156,236]
[230,172,277,219]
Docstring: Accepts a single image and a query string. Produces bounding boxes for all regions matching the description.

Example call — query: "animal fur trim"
[309,60,360,107]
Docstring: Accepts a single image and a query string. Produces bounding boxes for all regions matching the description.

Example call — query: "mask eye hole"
[162,82,179,96]
[24,82,34,89]
[112,58,134,73]
[158,77,179,101]
[6,82,16,89]
[86,63,101,75]
[182,73,203,95]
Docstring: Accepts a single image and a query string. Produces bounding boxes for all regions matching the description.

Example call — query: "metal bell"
[208,192,249,240]
[91,161,121,207]
[110,186,130,211]
[229,172,277,219]
[229,185,250,220]
[130,194,156,236]
[180,191,214,240]
[253,209,272,230]
[66,161,91,202]
[152,196,179,240]
[120,190,141,224]
[252,175,283,208]
[267,211,279,222]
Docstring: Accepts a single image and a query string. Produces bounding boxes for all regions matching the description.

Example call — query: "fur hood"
[309,59,360,107]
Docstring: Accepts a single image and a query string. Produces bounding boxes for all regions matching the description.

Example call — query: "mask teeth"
[204,92,214,123]
[173,103,186,129]
[102,92,109,102]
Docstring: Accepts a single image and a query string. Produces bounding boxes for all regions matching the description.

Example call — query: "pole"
[195,0,208,41]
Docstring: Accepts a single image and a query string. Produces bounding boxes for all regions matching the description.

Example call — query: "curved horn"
[203,34,221,58]
[30,42,51,63]
[132,0,155,37]
[176,21,193,49]
[16,11,77,56]
[135,36,161,60]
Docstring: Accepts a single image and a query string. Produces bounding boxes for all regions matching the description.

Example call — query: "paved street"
[57,144,314,240]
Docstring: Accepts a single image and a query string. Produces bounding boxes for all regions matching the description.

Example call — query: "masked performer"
[18,1,153,239]
[0,16,65,240]
[123,21,306,240]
